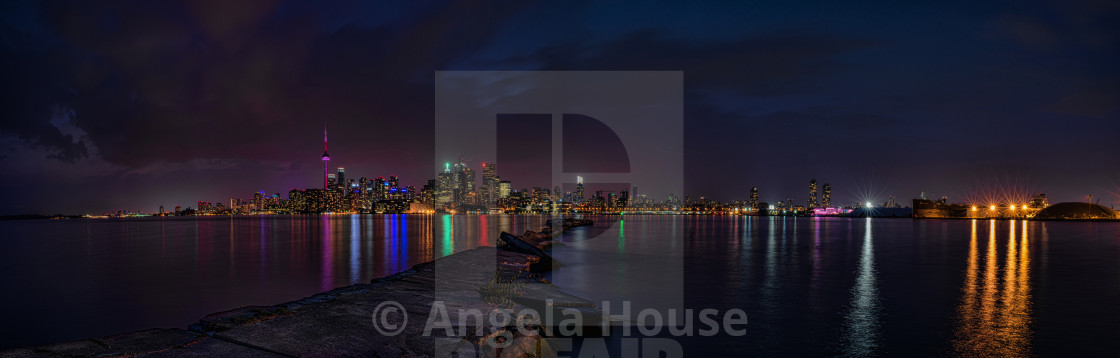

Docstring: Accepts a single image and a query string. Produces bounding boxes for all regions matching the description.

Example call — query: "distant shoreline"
[6,213,1119,222]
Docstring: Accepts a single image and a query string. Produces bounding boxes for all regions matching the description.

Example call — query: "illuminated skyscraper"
[822,183,832,208]
[421,179,436,206]
[574,176,585,205]
[437,163,455,206]
[481,162,498,205]
[322,126,330,189]
[374,177,386,200]
[448,155,476,205]
[337,167,346,190]
[497,180,512,199]
[750,187,759,209]
[808,179,818,208]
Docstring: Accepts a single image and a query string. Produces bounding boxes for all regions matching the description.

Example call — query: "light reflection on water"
[953,219,1033,356]
[1,215,1118,354]
[616,215,1119,356]
[843,217,881,356]
[0,214,548,349]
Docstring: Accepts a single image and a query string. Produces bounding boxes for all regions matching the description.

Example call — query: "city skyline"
[2,1,1119,214]
[80,126,1089,217]
[3,118,1118,215]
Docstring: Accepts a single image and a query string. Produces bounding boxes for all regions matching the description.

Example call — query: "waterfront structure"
[1033,202,1118,220]
[913,194,1053,219]
[1028,193,1049,208]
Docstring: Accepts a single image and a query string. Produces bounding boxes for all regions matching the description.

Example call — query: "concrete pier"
[1,245,599,357]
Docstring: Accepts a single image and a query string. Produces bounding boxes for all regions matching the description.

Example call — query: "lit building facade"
[808,179,818,208]
[822,183,832,208]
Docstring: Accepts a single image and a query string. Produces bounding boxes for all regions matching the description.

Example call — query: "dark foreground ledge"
[1,246,593,358]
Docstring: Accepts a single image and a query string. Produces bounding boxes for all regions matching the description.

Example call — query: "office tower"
[253,191,264,211]
[532,187,549,207]
[481,162,498,205]
[822,183,832,208]
[374,177,386,200]
[750,187,759,209]
[421,179,436,206]
[337,168,346,190]
[327,174,337,188]
[388,175,399,189]
[288,189,305,213]
[497,180,512,199]
[437,163,455,206]
[321,127,330,189]
[808,179,818,208]
[480,185,491,206]
[575,176,585,205]
[453,156,475,206]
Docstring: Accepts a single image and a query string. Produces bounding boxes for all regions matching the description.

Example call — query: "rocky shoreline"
[1,218,596,357]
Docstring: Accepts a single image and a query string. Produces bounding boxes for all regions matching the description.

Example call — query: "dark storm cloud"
[0,2,87,163]
[498,29,882,96]
[2,0,529,166]
[471,28,888,201]
[0,0,533,213]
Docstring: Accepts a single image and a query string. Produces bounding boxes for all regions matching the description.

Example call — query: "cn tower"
[322,126,330,189]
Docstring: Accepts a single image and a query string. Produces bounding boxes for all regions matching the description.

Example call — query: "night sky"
[2,0,1119,215]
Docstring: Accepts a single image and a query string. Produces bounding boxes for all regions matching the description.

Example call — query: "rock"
[498,232,561,271]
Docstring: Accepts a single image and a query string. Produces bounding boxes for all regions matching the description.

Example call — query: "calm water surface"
[2,215,1118,356]
[670,216,1120,356]
[0,214,548,348]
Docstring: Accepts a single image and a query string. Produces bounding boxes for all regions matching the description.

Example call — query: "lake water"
[1,215,1118,356]
[0,214,548,349]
